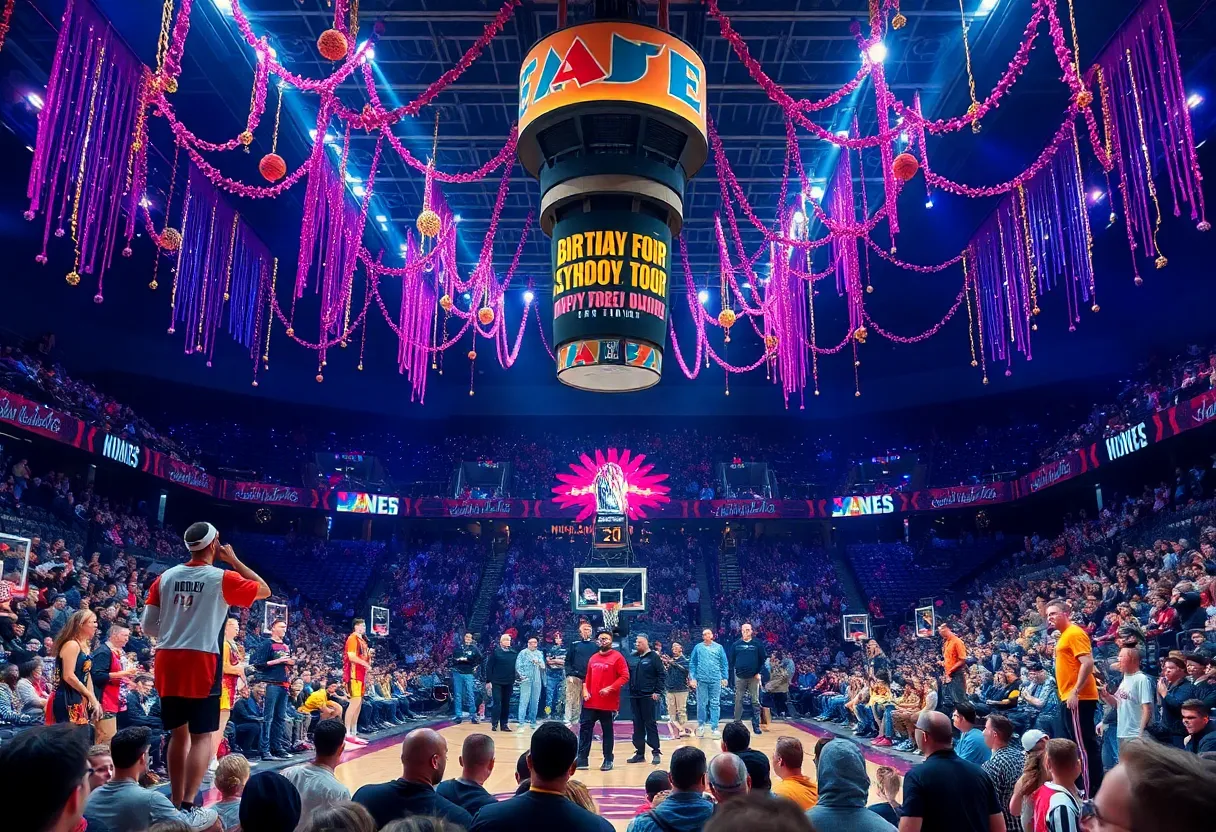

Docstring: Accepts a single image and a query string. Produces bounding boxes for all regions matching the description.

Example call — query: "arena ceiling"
[1,0,1215,419]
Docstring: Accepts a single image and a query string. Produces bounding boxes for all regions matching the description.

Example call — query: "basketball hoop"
[603,602,620,631]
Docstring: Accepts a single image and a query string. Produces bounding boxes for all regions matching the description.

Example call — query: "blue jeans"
[545,672,564,717]
[518,678,540,725]
[452,673,477,719]
[820,695,847,720]
[857,703,876,732]
[882,705,896,735]
[260,684,289,755]
[695,681,722,728]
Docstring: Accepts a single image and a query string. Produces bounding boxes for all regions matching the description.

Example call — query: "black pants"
[233,723,261,757]
[492,684,513,730]
[687,603,699,627]
[578,707,615,763]
[631,696,660,755]
[1060,700,1104,799]
[943,670,966,711]
[770,691,788,717]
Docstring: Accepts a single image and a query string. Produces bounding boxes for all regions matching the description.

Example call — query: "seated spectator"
[469,722,613,832]
[299,802,378,832]
[1181,699,1216,754]
[88,743,115,791]
[1089,739,1216,828]
[0,724,96,832]
[703,793,814,832]
[770,736,817,810]
[565,780,597,813]
[239,771,302,832]
[283,719,352,827]
[298,679,344,725]
[230,683,267,760]
[866,765,902,827]
[435,733,497,817]
[720,721,771,793]
[213,754,251,831]
[805,740,894,831]
[352,728,472,828]
[83,726,219,832]
[952,703,991,766]
[627,746,713,832]
[632,770,672,818]
[706,752,750,807]
[901,711,1003,832]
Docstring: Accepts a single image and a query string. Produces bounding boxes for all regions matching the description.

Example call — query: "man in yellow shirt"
[1046,597,1102,798]
[770,735,818,810]
[300,679,344,722]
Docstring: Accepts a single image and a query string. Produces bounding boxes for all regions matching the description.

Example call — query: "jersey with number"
[344,633,369,684]
[142,560,259,699]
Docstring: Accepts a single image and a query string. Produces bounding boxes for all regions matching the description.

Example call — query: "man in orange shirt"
[937,621,967,711]
[344,618,372,746]
[771,735,818,810]
[1045,597,1102,799]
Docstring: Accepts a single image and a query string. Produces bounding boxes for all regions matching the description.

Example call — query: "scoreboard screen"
[593,517,628,549]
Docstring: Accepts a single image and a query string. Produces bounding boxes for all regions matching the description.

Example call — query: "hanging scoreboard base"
[556,338,663,392]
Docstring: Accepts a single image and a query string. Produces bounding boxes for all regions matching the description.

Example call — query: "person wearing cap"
[1018,661,1059,734]
[140,522,271,824]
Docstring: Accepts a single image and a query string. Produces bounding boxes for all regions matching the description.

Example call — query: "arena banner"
[915,483,1011,511]
[146,451,216,495]
[411,497,535,519]
[0,389,84,446]
[216,480,327,509]
[1177,388,1216,433]
[686,499,813,520]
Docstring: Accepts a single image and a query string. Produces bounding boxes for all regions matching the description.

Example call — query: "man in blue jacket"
[626,746,714,832]
[688,628,728,739]
[728,623,767,735]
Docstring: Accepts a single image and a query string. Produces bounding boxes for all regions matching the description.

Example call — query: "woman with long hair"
[50,609,101,730]
[565,779,598,814]
[216,617,247,763]
[1010,738,1048,832]
[867,765,902,825]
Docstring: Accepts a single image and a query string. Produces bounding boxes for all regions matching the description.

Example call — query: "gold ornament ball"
[286,327,295,337]
[357,363,364,371]
[865,284,873,293]
[416,208,441,239]
[316,373,324,383]
[855,390,861,397]
[982,377,990,385]
[149,280,159,290]
[892,152,920,183]
[1091,303,1100,313]
[1032,323,1038,331]
[1155,255,1168,269]
[439,294,453,311]
[1032,306,1041,316]
[251,380,258,387]
[238,130,254,147]
[259,153,287,183]
[854,360,861,367]
[65,270,80,287]
[340,340,348,348]
[477,307,495,326]
[467,350,477,361]
[1076,89,1094,108]
[163,75,178,94]
[764,335,778,351]
[159,227,182,252]
[970,359,978,368]
[718,309,737,329]
[317,28,349,62]
[469,389,475,396]
[223,292,230,302]
[1134,276,1143,286]
[131,140,142,153]
[892,12,907,29]
[1199,220,1212,232]
[853,325,868,343]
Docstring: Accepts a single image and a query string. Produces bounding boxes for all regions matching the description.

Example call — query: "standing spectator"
[576,628,630,772]
[866,766,903,827]
[728,624,766,735]
[516,636,545,730]
[213,753,251,830]
[352,728,472,828]
[765,651,793,719]
[450,632,482,725]
[626,633,665,766]
[1158,654,1195,747]
[626,746,714,832]
[564,620,597,729]
[720,720,771,793]
[483,634,518,733]
[83,726,219,832]
[252,619,295,761]
[470,722,613,832]
[665,641,693,739]
[770,735,817,811]
[1099,646,1153,747]
[689,628,728,739]
[91,619,135,745]
[544,631,566,721]
[806,740,895,831]
[436,733,497,817]
[1088,739,1216,828]
[1033,739,1082,832]
[0,724,95,832]
[899,711,1004,832]
[938,622,968,712]
[142,523,269,820]
[51,609,101,730]
[981,714,1025,832]
[1045,598,1102,798]
[1181,699,1216,753]
[687,585,700,628]
[953,703,991,766]
[282,719,352,828]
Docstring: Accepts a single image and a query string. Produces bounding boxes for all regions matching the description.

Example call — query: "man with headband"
[141,522,271,825]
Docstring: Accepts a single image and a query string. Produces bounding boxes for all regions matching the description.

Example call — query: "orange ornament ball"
[892,152,920,183]
[159,227,182,252]
[477,307,495,326]
[317,29,349,62]
[259,153,286,183]
[439,294,453,312]
[764,335,779,351]
[467,350,478,361]
[718,309,737,329]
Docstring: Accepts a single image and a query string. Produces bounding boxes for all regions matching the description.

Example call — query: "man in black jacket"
[626,634,665,765]
[664,641,693,739]
[118,674,168,772]
[1182,699,1216,754]
[230,682,267,759]
[564,621,596,727]
[483,634,519,732]
[729,623,767,734]
[451,632,483,725]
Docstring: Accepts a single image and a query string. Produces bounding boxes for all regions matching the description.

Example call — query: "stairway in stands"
[716,545,741,595]
[467,539,508,636]
[827,544,868,613]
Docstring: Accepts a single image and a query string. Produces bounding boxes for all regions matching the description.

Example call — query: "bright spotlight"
[976,0,1000,17]
[810,184,826,201]
[345,173,361,184]
[453,214,463,223]
[212,0,234,17]
[358,40,375,63]
[26,92,44,110]
[1187,92,1204,109]
[352,185,366,197]
[1089,188,1105,203]
[462,292,471,300]
[866,42,888,63]
[697,289,710,304]
[925,198,934,209]
[375,214,387,223]
[523,290,535,304]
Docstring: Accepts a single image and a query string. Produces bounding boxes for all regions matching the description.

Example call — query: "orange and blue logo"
[519,22,707,138]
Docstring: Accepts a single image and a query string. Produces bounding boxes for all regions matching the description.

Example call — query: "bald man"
[898,711,1005,832]
[353,728,474,828]
[707,752,750,806]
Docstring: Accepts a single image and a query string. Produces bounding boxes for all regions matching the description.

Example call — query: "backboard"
[572,567,647,613]
[370,605,390,637]
[914,605,936,638]
[0,533,32,597]
[263,601,289,634]
[842,613,871,643]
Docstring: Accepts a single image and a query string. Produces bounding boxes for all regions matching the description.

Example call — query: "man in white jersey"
[142,522,270,824]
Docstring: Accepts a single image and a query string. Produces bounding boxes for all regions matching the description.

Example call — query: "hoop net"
[603,602,620,630]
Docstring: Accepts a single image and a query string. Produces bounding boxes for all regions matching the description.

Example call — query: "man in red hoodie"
[576,628,629,772]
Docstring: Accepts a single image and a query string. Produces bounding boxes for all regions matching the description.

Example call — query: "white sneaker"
[515,725,528,733]
[181,806,219,832]
[696,726,706,738]
[711,729,722,739]
[207,757,219,772]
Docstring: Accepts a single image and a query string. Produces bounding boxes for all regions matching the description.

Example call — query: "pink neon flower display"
[552,448,670,522]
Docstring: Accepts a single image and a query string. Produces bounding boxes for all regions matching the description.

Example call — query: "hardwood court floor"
[333,719,908,829]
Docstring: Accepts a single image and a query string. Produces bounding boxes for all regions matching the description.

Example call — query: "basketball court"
[330,719,909,829]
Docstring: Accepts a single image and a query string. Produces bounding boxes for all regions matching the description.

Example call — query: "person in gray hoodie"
[627,746,715,832]
[805,740,896,832]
